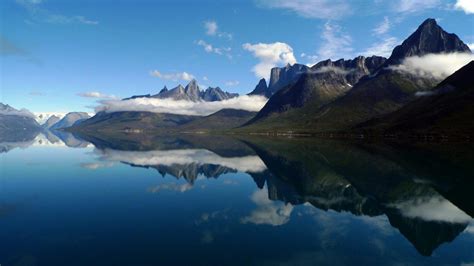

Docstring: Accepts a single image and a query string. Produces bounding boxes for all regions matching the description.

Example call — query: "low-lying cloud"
[241,189,294,226]
[389,52,474,80]
[96,148,267,173]
[389,195,472,224]
[95,95,268,116]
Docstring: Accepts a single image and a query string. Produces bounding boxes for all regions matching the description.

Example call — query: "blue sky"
[1,0,473,113]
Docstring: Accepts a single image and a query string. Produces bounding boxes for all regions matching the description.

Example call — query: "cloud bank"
[95,95,267,116]
[389,53,474,79]
[243,42,297,80]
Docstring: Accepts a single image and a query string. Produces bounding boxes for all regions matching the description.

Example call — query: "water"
[1,132,473,266]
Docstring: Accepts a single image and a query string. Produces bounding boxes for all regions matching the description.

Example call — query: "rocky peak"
[385,18,471,66]
[248,78,270,97]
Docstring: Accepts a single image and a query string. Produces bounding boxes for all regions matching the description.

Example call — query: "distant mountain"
[42,115,61,129]
[124,79,238,102]
[241,18,471,133]
[244,55,386,126]
[358,61,474,138]
[0,103,40,142]
[68,111,197,132]
[178,109,257,133]
[70,109,256,133]
[50,112,91,130]
[384,18,471,66]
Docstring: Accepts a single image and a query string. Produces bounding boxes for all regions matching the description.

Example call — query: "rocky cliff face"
[267,63,310,96]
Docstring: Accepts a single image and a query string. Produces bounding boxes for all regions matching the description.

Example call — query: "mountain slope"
[68,111,197,132]
[178,109,257,132]
[358,61,474,137]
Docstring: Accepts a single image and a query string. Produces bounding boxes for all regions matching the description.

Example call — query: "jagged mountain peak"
[385,18,471,66]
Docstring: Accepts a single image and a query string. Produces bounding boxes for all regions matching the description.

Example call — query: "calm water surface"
[1,132,473,266]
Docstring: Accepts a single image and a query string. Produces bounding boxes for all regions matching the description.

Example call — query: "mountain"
[384,18,471,66]
[200,86,239,101]
[42,115,61,129]
[241,18,471,133]
[358,61,474,138]
[178,109,257,133]
[268,63,310,96]
[244,55,386,127]
[0,103,41,142]
[50,112,91,130]
[248,78,270,97]
[68,111,197,133]
[125,79,238,102]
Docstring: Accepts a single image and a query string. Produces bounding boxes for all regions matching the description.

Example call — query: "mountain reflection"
[0,130,90,152]
[75,132,474,257]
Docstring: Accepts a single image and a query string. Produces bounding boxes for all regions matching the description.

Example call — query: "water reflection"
[0,129,90,152]
[1,130,474,264]
[76,133,474,257]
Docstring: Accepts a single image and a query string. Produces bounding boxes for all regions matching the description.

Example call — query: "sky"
[1,0,473,114]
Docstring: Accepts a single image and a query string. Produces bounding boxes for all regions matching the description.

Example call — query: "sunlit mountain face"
[2,133,472,265]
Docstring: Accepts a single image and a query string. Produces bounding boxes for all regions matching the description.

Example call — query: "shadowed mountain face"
[75,132,474,257]
[358,61,474,138]
[241,19,472,133]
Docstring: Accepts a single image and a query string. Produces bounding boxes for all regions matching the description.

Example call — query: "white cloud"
[196,40,232,58]
[95,148,267,173]
[312,66,350,75]
[389,52,474,79]
[204,21,218,35]
[16,0,98,25]
[455,0,474,14]
[317,22,353,60]
[373,17,391,35]
[393,0,441,13]
[362,37,399,57]
[257,0,352,19]
[389,195,472,223]
[95,95,268,116]
[241,189,294,226]
[148,182,194,193]
[204,20,232,40]
[243,42,297,80]
[225,80,240,87]
[202,76,209,81]
[149,70,195,82]
[77,91,117,99]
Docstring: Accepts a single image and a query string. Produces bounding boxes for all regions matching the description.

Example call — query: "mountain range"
[241,18,472,137]
[124,79,238,102]
[2,18,473,140]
